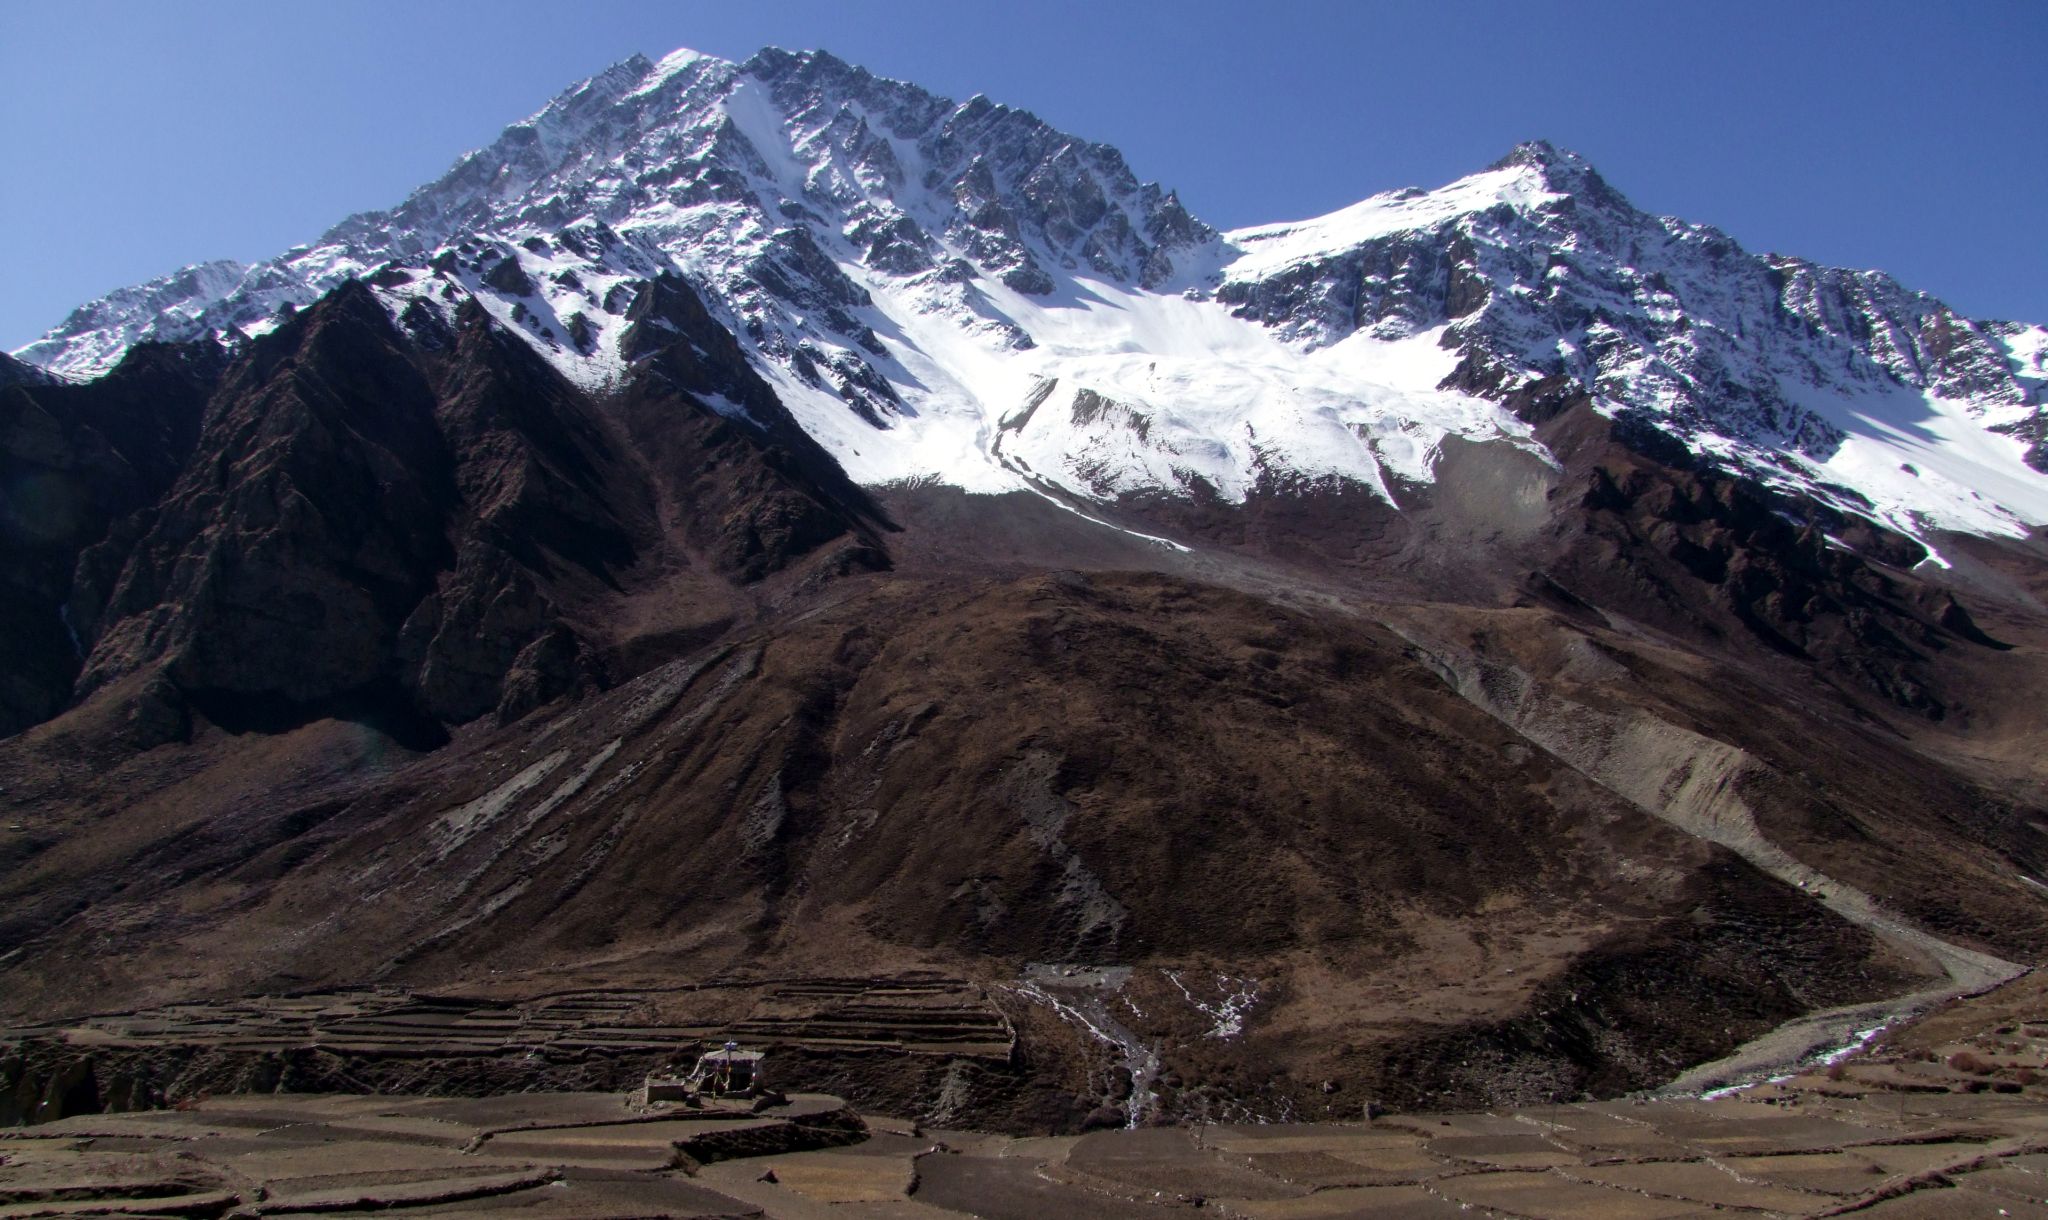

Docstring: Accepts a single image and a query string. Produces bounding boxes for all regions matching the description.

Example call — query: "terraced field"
[11,973,1009,1055]
[10,971,2048,1216]
[0,1091,863,1217]
[9,1045,2048,1216]
[723,977,1016,1056]
[1,974,1014,1126]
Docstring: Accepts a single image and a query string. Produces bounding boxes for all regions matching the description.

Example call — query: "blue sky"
[3,0,2042,348]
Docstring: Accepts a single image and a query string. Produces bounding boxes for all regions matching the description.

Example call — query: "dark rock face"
[81,284,458,721]
[615,273,892,582]
[0,342,221,736]
[10,277,885,743]
[1218,223,1482,343]
[1980,319,2048,471]
[1360,852,1912,1109]
[0,352,57,389]
[481,253,537,297]
[1501,379,1989,718]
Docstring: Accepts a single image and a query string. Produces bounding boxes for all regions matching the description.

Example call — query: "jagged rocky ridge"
[15,47,2047,555]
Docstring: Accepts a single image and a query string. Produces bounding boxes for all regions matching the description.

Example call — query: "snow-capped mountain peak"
[14,52,2048,555]
[1211,139,2048,550]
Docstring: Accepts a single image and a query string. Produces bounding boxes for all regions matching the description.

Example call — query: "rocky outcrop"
[74,284,461,738]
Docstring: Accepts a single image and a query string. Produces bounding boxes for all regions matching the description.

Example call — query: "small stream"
[1164,970,1259,1039]
[1659,988,1954,1098]
[1010,965,1160,1128]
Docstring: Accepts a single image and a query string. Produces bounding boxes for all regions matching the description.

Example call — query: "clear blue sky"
[3,0,2042,349]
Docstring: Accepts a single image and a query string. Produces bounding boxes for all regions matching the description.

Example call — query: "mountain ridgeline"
[4,46,2048,1131]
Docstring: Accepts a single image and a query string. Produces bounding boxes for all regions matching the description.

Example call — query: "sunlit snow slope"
[16,47,2048,552]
